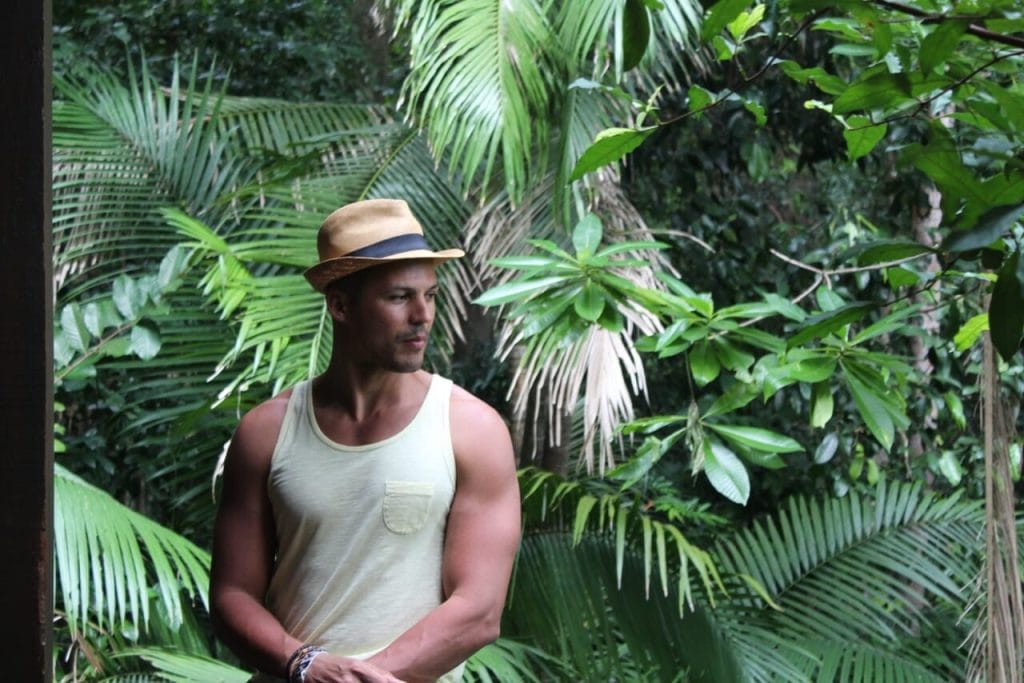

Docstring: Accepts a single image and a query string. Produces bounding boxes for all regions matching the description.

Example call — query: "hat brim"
[304,248,465,292]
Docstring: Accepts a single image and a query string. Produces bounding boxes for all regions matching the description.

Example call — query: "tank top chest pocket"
[383,480,435,534]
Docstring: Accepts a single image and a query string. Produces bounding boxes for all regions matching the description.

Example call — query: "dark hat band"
[347,233,431,258]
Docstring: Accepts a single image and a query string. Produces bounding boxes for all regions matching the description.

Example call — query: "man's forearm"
[212,587,304,679]
[365,593,500,682]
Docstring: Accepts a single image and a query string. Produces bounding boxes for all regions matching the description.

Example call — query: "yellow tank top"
[254,375,463,682]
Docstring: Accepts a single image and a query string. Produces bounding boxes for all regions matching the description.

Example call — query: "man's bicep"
[443,410,521,602]
[211,413,278,597]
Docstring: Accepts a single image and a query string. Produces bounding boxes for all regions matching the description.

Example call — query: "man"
[210,198,521,683]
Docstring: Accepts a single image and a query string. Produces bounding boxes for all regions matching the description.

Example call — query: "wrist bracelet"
[286,643,322,682]
[287,644,326,683]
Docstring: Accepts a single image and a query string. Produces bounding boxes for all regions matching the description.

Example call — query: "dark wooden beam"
[0,0,53,680]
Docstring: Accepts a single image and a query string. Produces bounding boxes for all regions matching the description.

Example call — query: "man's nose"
[410,295,433,324]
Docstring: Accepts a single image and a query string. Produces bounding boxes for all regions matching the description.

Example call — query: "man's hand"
[305,653,406,683]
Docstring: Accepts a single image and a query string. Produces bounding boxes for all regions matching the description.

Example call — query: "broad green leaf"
[130,323,162,360]
[705,381,758,418]
[575,281,606,322]
[727,4,765,41]
[744,100,767,126]
[982,80,1024,132]
[60,303,90,352]
[689,340,720,386]
[990,249,1024,362]
[702,439,750,505]
[845,370,895,451]
[702,0,752,41]
[919,20,967,73]
[953,313,988,352]
[814,432,839,464]
[833,72,911,115]
[569,126,656,181]
[885,267,920,287]
[936,451,963,486]
[851,304,921,344]
[622,0,651,71]
[473,275,574,306]
[713,338,754,372]
[841,238,934,265]
[944,203,1024,252]
[82,300,122,338]
[158,245,190,291]
[688,84,714,116]
[784,355,837,383]
[866,457,880,485]
[787,301,874,348]
[944,391,966,430]
[607,437,664,490]
[811,381,834,428]
[778,61,846,95]
[573,213,603,258]
[113,273,142,319]
[712,35,736,60]
[707,423,803,454]
[737,449,786,469]
[843,115,887,161]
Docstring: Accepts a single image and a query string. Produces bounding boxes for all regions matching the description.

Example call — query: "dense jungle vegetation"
[52,0,1023,680]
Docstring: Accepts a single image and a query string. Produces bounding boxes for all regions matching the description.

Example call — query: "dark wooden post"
[0,0,54,681]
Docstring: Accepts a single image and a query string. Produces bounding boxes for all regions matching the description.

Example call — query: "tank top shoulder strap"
[271,379,310,463]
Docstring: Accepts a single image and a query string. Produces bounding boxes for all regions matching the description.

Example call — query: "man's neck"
[313,364,428,422]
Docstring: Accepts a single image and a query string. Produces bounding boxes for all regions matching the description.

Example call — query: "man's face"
[331,260,438,373]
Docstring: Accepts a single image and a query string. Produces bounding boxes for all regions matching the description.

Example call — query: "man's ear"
[325,289,349,323]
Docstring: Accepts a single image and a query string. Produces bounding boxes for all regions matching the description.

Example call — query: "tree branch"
[869,0,1024,50]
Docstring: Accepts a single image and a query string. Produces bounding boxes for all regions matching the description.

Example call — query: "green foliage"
[506,477,982,681]
[53,0,401,102]
[54,464,210,636]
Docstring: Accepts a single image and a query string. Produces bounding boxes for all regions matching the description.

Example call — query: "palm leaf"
[53,58,251,297]
[713,479,982,681]
[124,648,250,683]
[54,464,210,635]
[391,0,556,202]
[463,638,562,682]
[506,531,744,682]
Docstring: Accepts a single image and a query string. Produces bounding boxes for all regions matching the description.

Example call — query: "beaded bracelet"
[286,643,325,683]
[293,647,325,682]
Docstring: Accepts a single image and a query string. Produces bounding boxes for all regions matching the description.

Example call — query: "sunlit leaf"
[702,439,750,505]
[954,313,989,352]
[843,115,887,161]
[707,423,803,454]
[814,432,839,464]
[702,0,752,41]
[569,126,657,181]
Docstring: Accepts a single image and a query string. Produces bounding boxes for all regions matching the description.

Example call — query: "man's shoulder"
[447,382,504,426]
[447,382,512,463]
[232,387,296,457]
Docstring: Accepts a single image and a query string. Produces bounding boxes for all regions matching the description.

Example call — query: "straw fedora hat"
[304,198,465,292]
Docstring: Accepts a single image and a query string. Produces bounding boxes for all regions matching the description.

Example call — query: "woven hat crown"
[304,199,464,292]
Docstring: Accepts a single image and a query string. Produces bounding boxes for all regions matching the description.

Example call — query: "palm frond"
[54,58,251,296]
[123,648,250,683]
[463,638,562,683]
[713,479,982,681]
[506,531,744,682]
[394,0,556,202]
[54,464,211,635]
